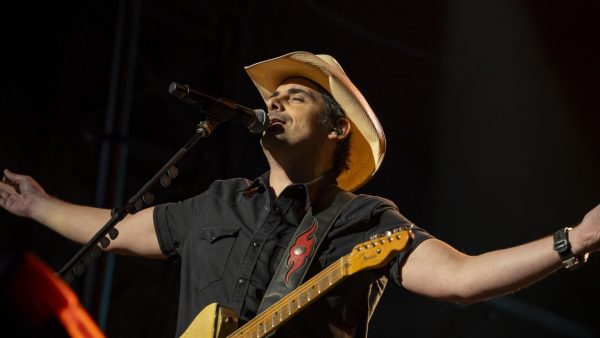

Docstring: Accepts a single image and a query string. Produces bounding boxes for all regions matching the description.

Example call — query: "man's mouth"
[269,118,285,126]
[267,113,287,129]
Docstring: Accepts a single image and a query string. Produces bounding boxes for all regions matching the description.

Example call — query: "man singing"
[1,51,598,337]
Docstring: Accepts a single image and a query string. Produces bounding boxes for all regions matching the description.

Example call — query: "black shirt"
[153,173,432,337]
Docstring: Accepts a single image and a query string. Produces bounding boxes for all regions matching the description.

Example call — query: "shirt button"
[238,278,246,284]
[272,206,281,215]
[252,241,260,248]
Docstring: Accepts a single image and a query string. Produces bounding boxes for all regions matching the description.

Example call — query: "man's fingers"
[0,181,17,194]
[3,169,24,183]
[0,190,14,209]
[2,170,26,193]
[1,173,19,190]
[0,190,10,199]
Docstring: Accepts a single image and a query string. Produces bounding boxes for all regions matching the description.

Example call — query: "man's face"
[261,78,330,151]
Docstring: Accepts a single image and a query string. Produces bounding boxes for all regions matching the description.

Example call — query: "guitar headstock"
[345,226,413,275]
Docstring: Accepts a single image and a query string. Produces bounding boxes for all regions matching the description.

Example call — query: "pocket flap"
[198,227,240,243]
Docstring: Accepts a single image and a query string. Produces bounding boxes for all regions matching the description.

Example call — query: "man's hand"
[0,168,162,257]
[0,169,50,219]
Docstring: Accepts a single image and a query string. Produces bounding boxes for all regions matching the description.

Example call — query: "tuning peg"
[73,262,86,276]
[134,198,143,211]
[108,228,119,240]
[167,166,179,179]
[143,192,155,204]
[63,272,75,284]
[99,236,110,249]
[91,245,102,258]
[160,175,172,187]
[82,254,94,266]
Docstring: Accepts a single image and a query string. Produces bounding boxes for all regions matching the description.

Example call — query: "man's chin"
[260,132,288,150]
[264,123,285,134]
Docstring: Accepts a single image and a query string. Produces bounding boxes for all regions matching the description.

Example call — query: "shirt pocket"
[192,226,240,291]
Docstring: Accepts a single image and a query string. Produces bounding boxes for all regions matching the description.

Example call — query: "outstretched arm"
[400,204,600,304]
[0,169,163,258]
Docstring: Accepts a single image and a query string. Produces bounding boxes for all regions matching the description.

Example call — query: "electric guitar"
[181,227,413,338]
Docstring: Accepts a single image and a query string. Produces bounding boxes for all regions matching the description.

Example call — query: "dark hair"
[320,90,351,177]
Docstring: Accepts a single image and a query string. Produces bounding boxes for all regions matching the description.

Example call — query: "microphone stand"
[58,116,221,283]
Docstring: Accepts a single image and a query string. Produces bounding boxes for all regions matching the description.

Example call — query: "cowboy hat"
[245,51,386,192]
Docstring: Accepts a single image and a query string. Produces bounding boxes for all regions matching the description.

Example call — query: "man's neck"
[267,156,331,197]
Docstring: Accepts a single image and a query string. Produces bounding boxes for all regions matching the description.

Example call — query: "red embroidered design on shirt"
[284,219,318,285]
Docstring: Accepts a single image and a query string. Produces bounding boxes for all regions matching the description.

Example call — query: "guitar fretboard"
[227,256,348,338]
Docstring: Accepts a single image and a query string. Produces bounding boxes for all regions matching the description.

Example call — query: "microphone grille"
[252,109,269,133]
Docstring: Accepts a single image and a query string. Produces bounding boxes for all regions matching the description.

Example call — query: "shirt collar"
[239,172,269,198]
[240,171,336,210]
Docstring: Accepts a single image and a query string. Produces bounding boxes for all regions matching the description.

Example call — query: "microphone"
[168,82,268,133]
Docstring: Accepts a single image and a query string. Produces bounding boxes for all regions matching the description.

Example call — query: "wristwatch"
[553,227,589,270]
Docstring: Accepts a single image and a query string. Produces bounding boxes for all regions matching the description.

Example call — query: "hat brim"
[245,51,385,192]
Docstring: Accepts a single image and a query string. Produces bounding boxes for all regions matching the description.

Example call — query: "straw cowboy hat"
[245,51,386,192]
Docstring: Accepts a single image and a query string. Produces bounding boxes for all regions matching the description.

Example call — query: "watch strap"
[553,227,588,270]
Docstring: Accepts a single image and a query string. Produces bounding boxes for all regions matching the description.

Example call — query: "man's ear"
[328,118,351,140]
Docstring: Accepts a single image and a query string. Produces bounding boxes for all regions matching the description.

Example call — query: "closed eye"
[287,88,314,102]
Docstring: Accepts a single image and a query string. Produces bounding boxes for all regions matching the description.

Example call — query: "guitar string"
[228,232,408,337]
[229,259,344,337]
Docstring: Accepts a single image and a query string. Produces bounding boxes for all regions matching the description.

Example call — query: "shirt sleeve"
[153,192,209,261]
[363,198,434,287]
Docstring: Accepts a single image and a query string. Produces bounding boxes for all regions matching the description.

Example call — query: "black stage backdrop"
[1,1,599,337]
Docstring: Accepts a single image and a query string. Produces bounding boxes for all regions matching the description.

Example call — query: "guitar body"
[180,303,238,338]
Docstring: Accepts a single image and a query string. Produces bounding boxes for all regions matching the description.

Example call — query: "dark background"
[1,0,599,337]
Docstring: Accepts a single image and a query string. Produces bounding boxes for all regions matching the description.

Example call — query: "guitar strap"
[257,184,355,314]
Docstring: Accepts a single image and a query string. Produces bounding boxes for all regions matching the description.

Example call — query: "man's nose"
[268,98,283,112]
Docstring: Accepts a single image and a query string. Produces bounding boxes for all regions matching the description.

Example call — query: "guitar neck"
[225,228,411,338]
[227,256,350,338]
